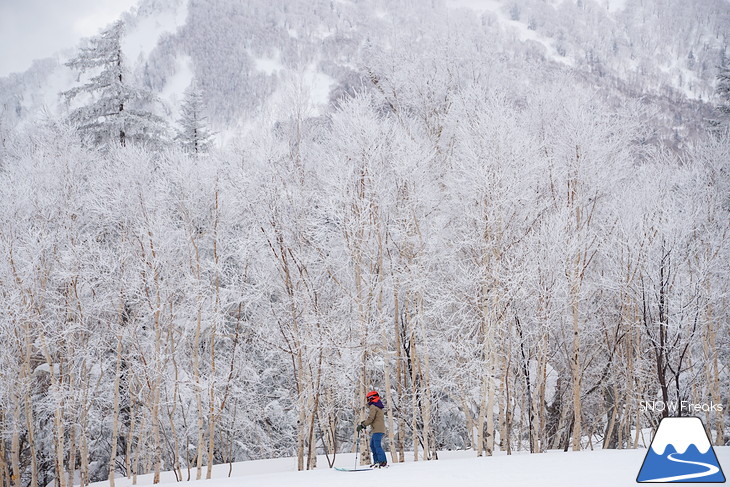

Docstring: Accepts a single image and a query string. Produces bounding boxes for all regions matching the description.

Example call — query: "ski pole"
[354,430,361,470]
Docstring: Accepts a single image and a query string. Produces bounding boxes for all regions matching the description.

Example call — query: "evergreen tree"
[175,80,214,154]
[62,20,167,147]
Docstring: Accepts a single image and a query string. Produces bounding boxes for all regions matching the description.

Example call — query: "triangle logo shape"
[637,416,726,483]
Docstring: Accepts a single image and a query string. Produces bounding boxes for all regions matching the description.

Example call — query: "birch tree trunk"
[193,341,205,479]
[109,335,123,487]
[704,291,724,445]
[0,421,9,487]
[350,210,371,467]
[22,324,38,487]
[193,260,205,481]
[306,355,323,470]
[498,350,511,454]
[166,320,183,481]
[632,302,643,449]
[77,369,91,487]
[568,147,584,452]
[377,227,398,463]
[55,376,66,487]
[188,218,206,481]
[206,190,221,480]
[132,413,147,485]
[125,391,136,480]
[476,372,487,457]
[38,332,66,487]
[393,285,406,463]
[150,274,163,484]
[79,417,89,487]
[476,319,497,457]
[569,269,582,451]
[67,419,76,487]
[485,310,497,456]
[404,292,421,462]
[535,324,549,452]
[10,393,20,487]
[462,398,475,451]
[416,293,435,460]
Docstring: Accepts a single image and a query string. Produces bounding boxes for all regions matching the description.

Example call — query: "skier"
[357,390,388,468]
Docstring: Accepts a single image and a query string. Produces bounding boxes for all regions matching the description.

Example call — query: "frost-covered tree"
[175,80,214,154]
[62,20,167,147]
[716,56,730,122]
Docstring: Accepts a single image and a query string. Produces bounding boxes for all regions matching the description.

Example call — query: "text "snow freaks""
[639,401,725,414]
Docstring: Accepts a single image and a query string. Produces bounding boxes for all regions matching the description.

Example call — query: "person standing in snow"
[357,390,388,468]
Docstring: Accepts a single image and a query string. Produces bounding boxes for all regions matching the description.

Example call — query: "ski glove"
[356,423,364,432]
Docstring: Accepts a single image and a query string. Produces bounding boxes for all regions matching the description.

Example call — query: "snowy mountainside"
[0,0,728,141]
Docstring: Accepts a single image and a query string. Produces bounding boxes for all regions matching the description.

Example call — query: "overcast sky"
[0,0,140,77]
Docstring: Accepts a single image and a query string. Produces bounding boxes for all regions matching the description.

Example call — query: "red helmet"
[366,391,380,402]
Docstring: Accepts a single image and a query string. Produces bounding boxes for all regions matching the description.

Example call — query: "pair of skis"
[334,465,387,472]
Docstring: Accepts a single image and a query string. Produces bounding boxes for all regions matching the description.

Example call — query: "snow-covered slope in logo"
[637,417,726,483]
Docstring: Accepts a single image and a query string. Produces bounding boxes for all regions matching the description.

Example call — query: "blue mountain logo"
[637,416,726,483]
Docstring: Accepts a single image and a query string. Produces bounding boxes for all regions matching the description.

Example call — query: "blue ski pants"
[370,433,386,464]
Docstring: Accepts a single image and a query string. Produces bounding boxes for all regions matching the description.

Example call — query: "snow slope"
[91,447,729,487]
[445,0,573,66]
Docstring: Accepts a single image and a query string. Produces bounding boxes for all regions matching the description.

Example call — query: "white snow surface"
[606,0,628,11]
[89,447,730,487]
[650,417,713,455]
[302,64,335,109]
[122,1,188,63]
[444,0,572,66]
[253,51,285,76]
[160,54,194,121]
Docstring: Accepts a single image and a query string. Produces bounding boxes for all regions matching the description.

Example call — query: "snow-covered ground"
[445,0,573,65]
[92,447,729,487]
